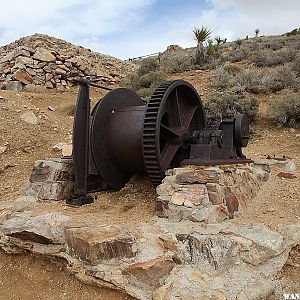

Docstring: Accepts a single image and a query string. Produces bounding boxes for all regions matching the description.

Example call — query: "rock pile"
[0,33,136,91]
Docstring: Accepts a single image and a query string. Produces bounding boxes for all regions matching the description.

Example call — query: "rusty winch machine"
[67,79,251,206]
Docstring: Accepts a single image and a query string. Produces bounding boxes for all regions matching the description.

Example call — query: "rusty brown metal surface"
[70,79,252,204]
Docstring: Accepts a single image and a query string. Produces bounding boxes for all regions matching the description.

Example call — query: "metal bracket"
[66,79,93,206]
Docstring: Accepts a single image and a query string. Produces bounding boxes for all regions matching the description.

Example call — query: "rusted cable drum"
[90,88,146,189]
[90,80,206,189]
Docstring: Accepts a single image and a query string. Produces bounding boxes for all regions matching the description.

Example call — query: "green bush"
[268,90,300,127]
[273,65,298,91]
[204,90,259,126]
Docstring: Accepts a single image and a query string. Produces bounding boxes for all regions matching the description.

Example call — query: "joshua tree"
[193,26,211,64]
[215,36,222,45]
[255,28,260,37]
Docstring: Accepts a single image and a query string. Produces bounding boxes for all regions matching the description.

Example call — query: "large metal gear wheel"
[143,80,206,184]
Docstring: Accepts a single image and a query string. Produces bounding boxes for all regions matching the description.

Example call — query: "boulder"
[123,256,175,288]
[33,47,56,62]
[66,226,136,264]
[6,81,24,91]
[13,69,33,84]
[2,212,69,244]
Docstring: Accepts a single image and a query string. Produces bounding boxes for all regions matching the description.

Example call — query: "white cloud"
[205,0,300,39]
[0,0,155,53]
[0,0,299,59]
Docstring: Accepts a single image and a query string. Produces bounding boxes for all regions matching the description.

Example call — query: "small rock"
[62,144,72,157]
[176,169,218,184]
[170,191,185,206]
[0,95,4,100]
[20,111,38,125]
[0,146,7,154]
[48,106,55,111]
[277,172,297,179]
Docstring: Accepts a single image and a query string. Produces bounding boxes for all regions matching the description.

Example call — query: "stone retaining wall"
[19,158,74,202]
[156,164,269,224]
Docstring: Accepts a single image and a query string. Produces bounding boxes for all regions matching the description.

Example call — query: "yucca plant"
[193,26,211,64]
[215,36,223,45]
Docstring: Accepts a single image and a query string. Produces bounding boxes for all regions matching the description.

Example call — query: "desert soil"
[0,71,299,299]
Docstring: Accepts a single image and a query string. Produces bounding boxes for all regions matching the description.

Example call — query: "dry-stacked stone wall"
[156,164,270,223]
[0,33,136,91]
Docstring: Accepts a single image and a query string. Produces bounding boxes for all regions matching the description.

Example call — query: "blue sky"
[0,0,299,59]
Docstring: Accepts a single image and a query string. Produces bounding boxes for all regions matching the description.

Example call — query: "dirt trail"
[0,249,133,300]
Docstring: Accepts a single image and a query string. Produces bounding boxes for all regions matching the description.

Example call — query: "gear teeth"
[142,80,178,185]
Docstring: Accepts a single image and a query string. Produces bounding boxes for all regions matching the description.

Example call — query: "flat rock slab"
[66,226,136,265]
[2,212,69,244]
[123,256,175,289]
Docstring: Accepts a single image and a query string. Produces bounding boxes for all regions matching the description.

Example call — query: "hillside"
[0,33,136,91]
[0,32,300,299]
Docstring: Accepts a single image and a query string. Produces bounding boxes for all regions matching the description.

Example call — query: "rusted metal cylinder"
[107,106,146,174]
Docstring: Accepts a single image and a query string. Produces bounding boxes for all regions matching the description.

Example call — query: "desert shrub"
[234,68,262,92]
[212,66,232,90]
[292,54,300,76]
[273,65,299,90]
[212,64,242,90]
[206,57,223,69]
[223,64,242,75]
[253,49,296,67]
[286,28,300,37]
[137,57,160,76]
[268,90,300,127]
[265,40,285,51]
[204,90,259,126]
[226,48,248,62]
[161,56,196,73]
[206,43,221,60]
[253,50,284,67]
[122,57,167,99]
